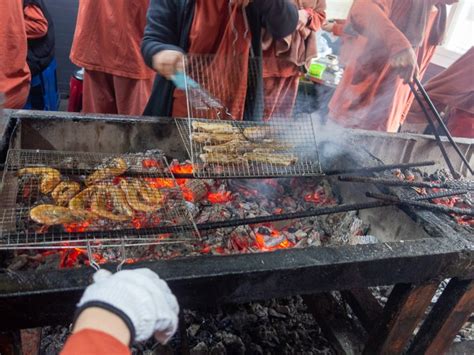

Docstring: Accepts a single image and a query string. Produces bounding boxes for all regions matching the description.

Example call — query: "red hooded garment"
[404,47,474,138]
[328,0,449,133]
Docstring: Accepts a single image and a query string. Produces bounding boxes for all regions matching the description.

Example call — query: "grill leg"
[340,289,383,333]
[408,278,474,355]
[362,282,438,355]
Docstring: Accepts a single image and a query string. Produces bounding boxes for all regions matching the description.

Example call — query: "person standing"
[328,0,458,133]
[262,0,327,120]
[0,0,31,109]
[70,0,155,115]
[404,47,474,138]
[141,0,299,120]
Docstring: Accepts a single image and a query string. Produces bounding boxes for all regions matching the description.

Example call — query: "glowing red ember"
[207,191,233,204]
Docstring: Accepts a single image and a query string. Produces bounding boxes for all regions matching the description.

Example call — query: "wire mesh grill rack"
[175,54,323,178]
[176,118,323,178]
[0,150,199,250]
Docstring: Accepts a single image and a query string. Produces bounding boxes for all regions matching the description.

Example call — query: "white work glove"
[77,268,179,344]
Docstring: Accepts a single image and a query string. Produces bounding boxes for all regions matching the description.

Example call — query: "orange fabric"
[263,0,326,78]
[24,4,48,39]
[82,70,154,115]
[263,75,300,120]
[328,1,441,132]
[446,108,473,139]
[0,0,30,109]
[172,0,251,119]
[61,329,130,355]
[70,0,154,80]
[404,47,474,138]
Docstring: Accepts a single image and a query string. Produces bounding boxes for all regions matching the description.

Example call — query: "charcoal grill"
[0,149,198,249]
[0,110,473,355]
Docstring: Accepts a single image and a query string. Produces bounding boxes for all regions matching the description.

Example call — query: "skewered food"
[200,153,246,165]
[18,167,61,194]
[30,204,86,225]
[91,185,134,221]
[68,186,98,219]
[52,181,81,206]
[120,179,165,212]
[243,126,272,140]
[243,152,298,166]
[85,158,127,186]
[191,132,244,145]
[192,121,239,134]
[203,140,292,154]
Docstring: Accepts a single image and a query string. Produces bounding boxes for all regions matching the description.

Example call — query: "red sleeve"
[24,4,48,39]
[60,329,131,355]
[305,0,326,32]
[350,0,412,56]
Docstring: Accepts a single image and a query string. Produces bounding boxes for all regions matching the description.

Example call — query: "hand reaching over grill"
[73,268,179,345]
[152,50,185,79]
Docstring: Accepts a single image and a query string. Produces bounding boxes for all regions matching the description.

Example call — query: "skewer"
[413,77,473,175]
[366,192,474,216]
[338,175,474,190]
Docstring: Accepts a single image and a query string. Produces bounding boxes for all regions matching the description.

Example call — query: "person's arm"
[141,0,182,69]
[255,0,299,39]
[24,4,48,39]
[60,269,179,354]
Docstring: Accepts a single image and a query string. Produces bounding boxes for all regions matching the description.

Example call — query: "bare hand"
[229,0,252,7]
[297,9,309,30]
[322,22,335,32]
[389,48,419,84]
[152,50,185,79]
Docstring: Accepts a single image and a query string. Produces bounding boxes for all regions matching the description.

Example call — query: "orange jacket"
[0,0,30,109]
[61,329,130,355]
[70,0,154,80]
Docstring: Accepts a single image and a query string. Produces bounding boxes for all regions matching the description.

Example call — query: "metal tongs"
[171,71,233,119]
[408,77,473,177]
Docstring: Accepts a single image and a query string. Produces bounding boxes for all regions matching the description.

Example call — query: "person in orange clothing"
[0,0,31,109]
[262,0,326,120]
[404,47,474,139]
[61,268,179,355]
[328,0,458,133]
[70,0,155,116]
[142,0,299,120]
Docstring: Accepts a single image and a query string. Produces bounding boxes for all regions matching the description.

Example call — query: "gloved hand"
[77,268,179,344]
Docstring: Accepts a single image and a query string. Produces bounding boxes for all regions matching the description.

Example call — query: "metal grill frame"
[176,117,323,178]
[0,149,199,250]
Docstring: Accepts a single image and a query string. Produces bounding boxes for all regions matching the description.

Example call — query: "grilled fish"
[91,185,134,222]
[243,152,298,166]
[120,179,165,212]
[68,186,99,220]
[203,140,292,154]
[243,126,272,140]
[86,158,127,186]
[30,204,87,225]
[18,167,61,194]
[52,181,81,206]
[192,132,244,145]
[192,121,239,134]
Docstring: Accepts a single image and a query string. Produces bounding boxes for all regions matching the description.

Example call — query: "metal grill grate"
[175,54,323,178]
[0,150,198,249]
[176,118,323,178]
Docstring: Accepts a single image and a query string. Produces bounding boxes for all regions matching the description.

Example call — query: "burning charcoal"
[183,179,208,203]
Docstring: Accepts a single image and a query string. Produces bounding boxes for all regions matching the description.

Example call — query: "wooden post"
[408,278,474,355]
[363,282,438,355]
[304,293,366,355]
[341,289,383,333]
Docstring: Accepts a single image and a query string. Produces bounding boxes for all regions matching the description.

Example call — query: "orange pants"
[263,75,299,121]
[82,70,154,115]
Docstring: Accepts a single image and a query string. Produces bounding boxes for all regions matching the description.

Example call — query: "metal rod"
[4,200,395,243]
[408,81,459,178]
[414,77,473,175]
[338,176,474,190]
[412,190,468,201]
[366,192,474,216]
[1,161,437,181]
